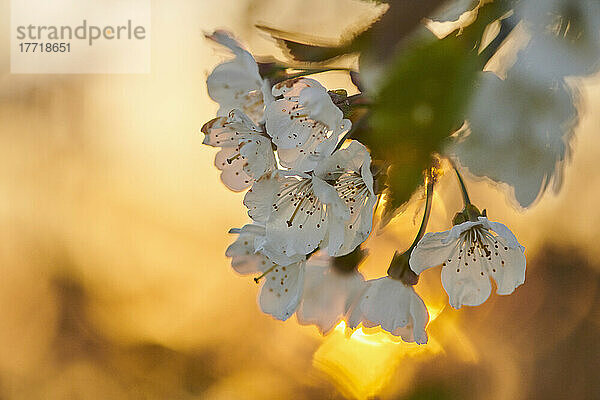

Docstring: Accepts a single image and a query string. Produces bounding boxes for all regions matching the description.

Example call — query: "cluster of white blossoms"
[201,31,526,344]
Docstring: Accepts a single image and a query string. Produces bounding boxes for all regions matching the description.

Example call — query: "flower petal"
[206,31,265,122]
[244,174,280,223]
[201,109,263,147]
[347,277,429,343]
[265,99,333,170]
[480,217,524,251]
[203,109,275,191]
[486,235,526,295]
[265,176,330,257]
[315,141,376,256]
[297,258,365,334]
[226,225,274,275]
[314,140,368,179]
[312,176,349,220]
[332,195,377,257]
[408,293,429,344]
[298,85,344,131]
[409,231,456,275]
[214,147,254,191]
[276,133,339,172]
[239,137,276,180]
[441,251,492,309]
[259,261,305,321]
[207,58,262,109]
[271,77,323,97]
[321,215,346,257]
[206,30,246,54]
[254,234,304,266]
[265,77,350,171]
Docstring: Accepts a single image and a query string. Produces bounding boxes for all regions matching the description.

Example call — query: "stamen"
[227,153,242,164]
[287,197,306,227]
[254,265,276,283]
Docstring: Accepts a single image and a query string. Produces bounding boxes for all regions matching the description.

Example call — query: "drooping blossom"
[202,109,276,191]
[296,254,365,334]
[347,277,429,344]
[265,77,351,171]
[410,216,526,309]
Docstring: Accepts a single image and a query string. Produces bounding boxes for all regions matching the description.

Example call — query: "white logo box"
[11,0,151,73]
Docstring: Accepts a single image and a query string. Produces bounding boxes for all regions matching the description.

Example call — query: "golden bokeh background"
[1,0,599,399]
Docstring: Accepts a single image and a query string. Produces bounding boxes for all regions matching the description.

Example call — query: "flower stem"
[272,67,351,84]
[408,172,435,253]
[387,170,434,284]
[449,159,471,206]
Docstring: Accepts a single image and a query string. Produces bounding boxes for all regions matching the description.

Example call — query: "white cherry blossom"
[243,171,350,259]
[226,224,305,321]
[202,109,276,191]
[296,254,365,334]
[316,141,377,256]
[347,277,429,344]
[243,141,376,259]
[410,216,526,309]
[206,30,273,123]
[265,77,351,171]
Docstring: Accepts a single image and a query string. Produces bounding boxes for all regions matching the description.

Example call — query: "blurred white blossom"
[449,65,578,207]
[517,0,600,81]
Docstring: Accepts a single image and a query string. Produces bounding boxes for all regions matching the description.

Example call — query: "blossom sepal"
[387,251,419,286]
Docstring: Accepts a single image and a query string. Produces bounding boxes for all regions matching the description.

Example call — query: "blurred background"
[1,0,599,399]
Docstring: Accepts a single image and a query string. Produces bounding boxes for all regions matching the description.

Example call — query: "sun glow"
[313,306,445,400]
